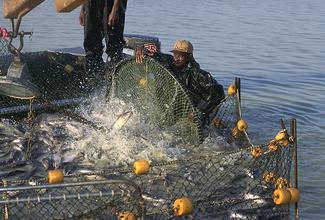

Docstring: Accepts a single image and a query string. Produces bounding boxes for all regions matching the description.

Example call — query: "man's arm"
[108,0,121,26]
[79,4,85,26]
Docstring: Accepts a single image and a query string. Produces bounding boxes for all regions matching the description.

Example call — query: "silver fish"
[61,151,85,164]
[110,111,133,131]
[142,193,168,208]
[244,192,267,204]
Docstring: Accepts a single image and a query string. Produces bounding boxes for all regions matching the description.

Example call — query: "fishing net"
[0,178,144,220]
[0,27,12,75]
[108,57,203,144]
[0,50,92,116]
[0,127,295,220]
[0,52,297,219]
[0,24,99,114]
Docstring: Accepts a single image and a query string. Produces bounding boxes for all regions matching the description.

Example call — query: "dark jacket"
[154,53,225,119]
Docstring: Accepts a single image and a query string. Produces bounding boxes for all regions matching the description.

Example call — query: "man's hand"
[79,6,85,26]
[109,0,121,27]
[135,43,159,64]
[108,10,119,26]
[135,47,145,64]
[144,43,158,55]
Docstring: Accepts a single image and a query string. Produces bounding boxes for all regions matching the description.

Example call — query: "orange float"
[273,188,291,205]
[237,119,247,131]
[251,147,264,158]
[173,197,193,217]
[227,84,236,96]
[288,188,300,203]
[48,170,64,184]
[133,160,150,175]
[118,211,136,220]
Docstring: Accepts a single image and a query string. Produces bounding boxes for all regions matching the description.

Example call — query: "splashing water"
[0,87,231,178]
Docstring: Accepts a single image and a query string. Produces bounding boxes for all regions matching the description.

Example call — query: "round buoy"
[173,197,193,217]
[268,143,279,152]
[251,147,264,158]
[275,130,287,141]
[280,139,290,147]
[133,160,150,175]
[232,127,242,138]
[288,188,300,203]
[118,211,136,220]
[273,188,291,205]
[276,177,288,189]
[237,119,247,131]
[139,78,148,88]
[48,170,64,184]
[263,172,276,183]
[227,84,237,96]
[211,118,224,128]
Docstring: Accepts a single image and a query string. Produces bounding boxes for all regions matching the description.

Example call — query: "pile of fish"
[0,95,285,219]
[0,97,206,180]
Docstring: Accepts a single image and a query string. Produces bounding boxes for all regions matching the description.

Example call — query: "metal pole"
[291,118,298,219]
[235,77,241,103]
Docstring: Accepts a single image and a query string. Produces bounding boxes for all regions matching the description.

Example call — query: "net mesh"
[0,47,296,219]
[0,50,91,116]
[0,178,144,220]
[109,58,203,144]
[0,28,12,76]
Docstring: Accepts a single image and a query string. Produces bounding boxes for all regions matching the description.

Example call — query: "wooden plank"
[3,0,44,19]
[55,0,85,13]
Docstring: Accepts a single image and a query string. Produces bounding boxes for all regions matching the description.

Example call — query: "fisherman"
[135,40,225,124]
[79,0,127,76]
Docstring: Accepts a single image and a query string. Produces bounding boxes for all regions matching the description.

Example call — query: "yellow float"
[275,177,288,189]
[268,143,279,152]
[263,172,276,183]
[280,139,290,147]
[288,188,300,203]
[133,160,150,175]
[237,119,247,131]
[227,84,237,96]
[251,147,264,158]
[118,211,136,220]
[273,188,291,205]
[48,170,64,184]
[275,130,287,141]
[211,118,224,128]
[173,197,193,217]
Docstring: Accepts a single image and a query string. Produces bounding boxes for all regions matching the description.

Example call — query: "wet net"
[0,178,144,220]
[0,52,297,219]
[0,126,295,220]
[108,58,203,144]
[0,50,93,116]
[0,27,11,76]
